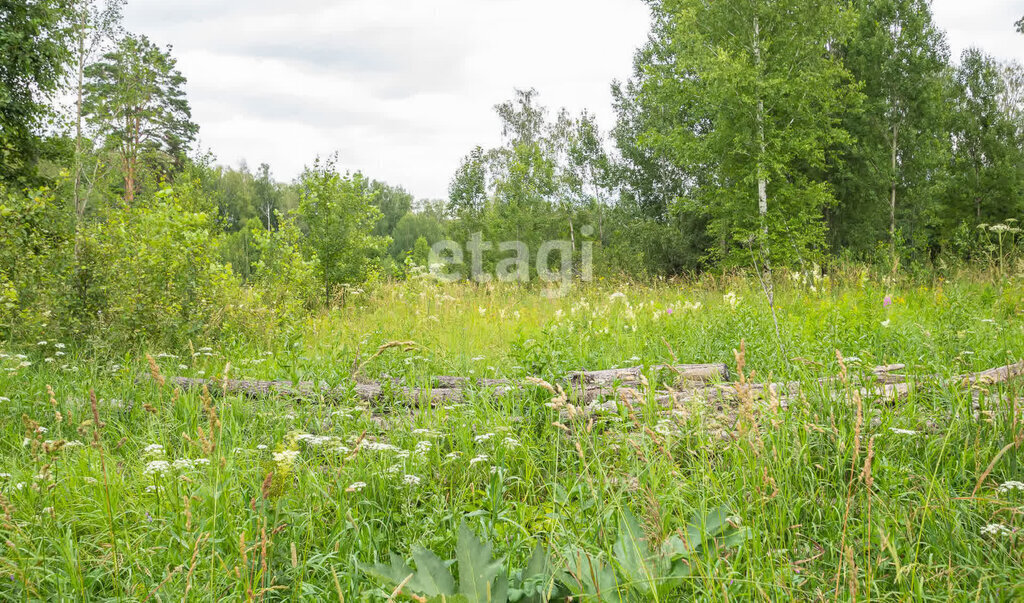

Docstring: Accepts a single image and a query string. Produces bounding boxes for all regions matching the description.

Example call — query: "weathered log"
[565,363,729,386]
[958,360,1024,387]
[429,376,511,389]
[159,375,479,405]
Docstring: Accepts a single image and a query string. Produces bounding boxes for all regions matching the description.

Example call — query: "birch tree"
[626,0,859,266]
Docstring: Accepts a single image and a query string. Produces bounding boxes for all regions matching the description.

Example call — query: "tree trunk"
[754,15,768,233]
[890,123,899,260]
[73,8,86,225]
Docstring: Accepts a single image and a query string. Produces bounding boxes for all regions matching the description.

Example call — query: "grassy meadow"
[1,271,1023,600]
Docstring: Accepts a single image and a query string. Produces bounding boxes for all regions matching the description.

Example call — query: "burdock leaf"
[409,545,456,597]
[358,552,415,589]
[456,520,506,602]
[611,507,657,594]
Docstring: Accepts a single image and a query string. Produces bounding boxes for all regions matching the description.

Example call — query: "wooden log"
[565,363,729,386]
[159,375,477,405]
[958,360,1024,387]
[429,376,511,389]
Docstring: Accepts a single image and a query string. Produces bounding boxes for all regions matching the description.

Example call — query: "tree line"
[1,0,1023,345]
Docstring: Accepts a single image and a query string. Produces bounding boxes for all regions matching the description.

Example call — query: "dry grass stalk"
[146,354,165,388]
[182,532,210,599]
[353,341,421,379]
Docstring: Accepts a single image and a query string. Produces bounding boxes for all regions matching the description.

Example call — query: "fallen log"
[566,363,730,386]
[144,359,1024,413]
[157,375,483,405]
[958,360,1024,387]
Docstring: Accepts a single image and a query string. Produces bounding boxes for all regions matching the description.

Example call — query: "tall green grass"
[0,273,1021,600]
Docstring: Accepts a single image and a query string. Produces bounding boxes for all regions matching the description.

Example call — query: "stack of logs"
[147,358,1024,416]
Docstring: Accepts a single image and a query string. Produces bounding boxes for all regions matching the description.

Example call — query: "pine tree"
[83,34,197,202]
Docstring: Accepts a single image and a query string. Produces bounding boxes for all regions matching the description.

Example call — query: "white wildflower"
[296,434,335,447]
[143,444,165,457]
[144,460,171,475]
[881,320,891,328]
[502,437,520,448]
[346,481,367,493]
[415,440,433,454]
[724,292,740,309]
[470,453,489,465]
[37,341,47,346]
[402,474,422,486]
[54,343,65,350]
[474,433,495,444]
[889,428,918,435]
[981,523,1014,537]
[0,397,9,403]
[272,450,301,464]
[256,444,268,450]
[609,292,627,302]
[998,481,1024,494]
[360,438,399,450]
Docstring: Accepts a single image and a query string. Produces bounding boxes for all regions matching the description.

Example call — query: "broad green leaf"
[410,545,456,597]
[456,520,506,602]
[611,508,658,594]
[561,546,625,602]
[359,552,414,588]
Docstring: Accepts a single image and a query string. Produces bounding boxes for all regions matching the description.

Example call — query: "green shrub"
[84,185,239,347]
[0,185,73,341]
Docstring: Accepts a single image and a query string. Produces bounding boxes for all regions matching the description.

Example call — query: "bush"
[84,185,240,347]
[0,185,73,341]
[249,216,319,319]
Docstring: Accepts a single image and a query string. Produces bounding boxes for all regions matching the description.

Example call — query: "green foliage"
[361,520,554,602]
[83,34,197,202]
[561,505,750,600]
[939,49,1024,238]
[0,0,74,186]
[249,215,319,318]
[361,506,749,602]
[84,185,238,346]
[392,212,445,262]
[625,0,859,267]
[296,156,389,304]
[0,185,72,338]
[829,0,951,259]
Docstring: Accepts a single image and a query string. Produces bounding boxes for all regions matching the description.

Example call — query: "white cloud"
[124,0,651,198]
[123,0,1024,200]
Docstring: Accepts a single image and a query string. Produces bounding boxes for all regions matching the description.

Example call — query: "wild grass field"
[1,272,1023,601]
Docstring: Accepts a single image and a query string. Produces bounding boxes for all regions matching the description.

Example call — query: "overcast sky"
[123,0,1024,200]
